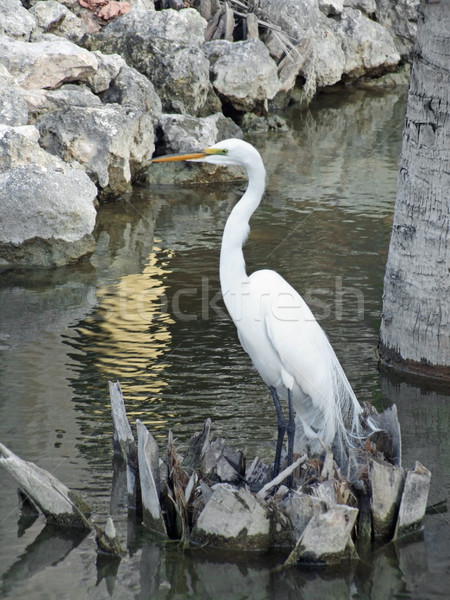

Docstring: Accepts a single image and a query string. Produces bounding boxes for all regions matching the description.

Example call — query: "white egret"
[152,139,374,474]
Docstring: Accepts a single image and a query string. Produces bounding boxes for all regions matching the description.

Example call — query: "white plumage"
[153,138,373,472]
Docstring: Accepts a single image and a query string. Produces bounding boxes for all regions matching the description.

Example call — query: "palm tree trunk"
[379,0,450,380]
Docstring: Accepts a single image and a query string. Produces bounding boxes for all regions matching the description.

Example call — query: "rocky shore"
[0,0,417,267]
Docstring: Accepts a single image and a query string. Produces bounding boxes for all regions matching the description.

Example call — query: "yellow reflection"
[79,244,174,410]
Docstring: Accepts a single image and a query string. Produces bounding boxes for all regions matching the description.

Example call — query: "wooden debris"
[192,484,271,549]
[369,456,405,541]
[245,456,270,492]
[285,504,359,565]
[256,455,307,500]
[109,380,135,459]
[136,419,167,537]
[0,442,91,529]
[394,461,431,539]
[95,516,123,555]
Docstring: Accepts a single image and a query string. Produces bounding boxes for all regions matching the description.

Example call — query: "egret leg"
[286,389,296,487]
[270,386,286,477]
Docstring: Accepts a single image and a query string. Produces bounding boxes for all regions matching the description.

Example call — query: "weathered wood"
[245,456,270,492]
[182,418,212,473]
[369,456,405,541]
[285,504,359,565]
[0,442,91,529]
[109,380,135,458]
[136,420,167,536]
[256,455,307,500]
[371,404,402,466]
[394,461,431,539]
[95,516,123,555]
[192,484,270,549]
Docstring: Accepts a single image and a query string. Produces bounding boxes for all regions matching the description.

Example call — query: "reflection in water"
[0,88,449,599]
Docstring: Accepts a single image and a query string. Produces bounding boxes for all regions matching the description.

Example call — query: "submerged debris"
[0,380,433,566]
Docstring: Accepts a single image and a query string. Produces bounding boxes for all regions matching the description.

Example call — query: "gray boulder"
[0,127,97,267]
[36,104,155,197]
[30,0,88,44]
[100,64,162,122]
[149,112,243,184]
[0,35,98,90]
[0,65,29,126]
[0,0,37,41]
[374,0,419,60]
[204,39,280,112]
[87,7,214,116]
[335,7,400,80]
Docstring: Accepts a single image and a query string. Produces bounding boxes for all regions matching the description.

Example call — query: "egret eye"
[217,149,229,155]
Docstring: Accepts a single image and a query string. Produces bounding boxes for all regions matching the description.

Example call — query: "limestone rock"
[0,127,97,267]
[0,65,29,126]
[87,7,212,115]
[334,7,400,80]
[150,112,243,184]
[374,0,419,60]
[0,0,37,41]
[36,104,155,197]
[204,39,280,112]
[100,64,162,122]
[0,35,98,90]
[30,0,88,44]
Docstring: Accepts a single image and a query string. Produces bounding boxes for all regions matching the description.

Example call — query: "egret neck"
[219,157,266,319]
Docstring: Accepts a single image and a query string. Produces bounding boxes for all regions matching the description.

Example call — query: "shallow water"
[0,87,449,599]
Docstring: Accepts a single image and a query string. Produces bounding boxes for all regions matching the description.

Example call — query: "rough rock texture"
[0,35,99,90]
[36,104,155,196]
[375,0,419,60]
[0,127,97,267]
[86,6,214,115]
[204,39,280,112]
[0,0,37,41]
[30,0,89,43]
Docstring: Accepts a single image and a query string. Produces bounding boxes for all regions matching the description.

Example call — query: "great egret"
[152,138,373,475]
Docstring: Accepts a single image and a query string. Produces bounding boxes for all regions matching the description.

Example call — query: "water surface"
[0,87,449,599]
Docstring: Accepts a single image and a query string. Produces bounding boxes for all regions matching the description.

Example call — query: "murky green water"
[0,88,449,599]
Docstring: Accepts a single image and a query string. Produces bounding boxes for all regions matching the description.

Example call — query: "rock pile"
[0,0,417,266]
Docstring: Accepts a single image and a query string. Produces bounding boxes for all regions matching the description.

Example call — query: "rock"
[192,484,271,549]
[369,456,405,541]
[149,112,243,184]
[36,104,155,197]
[394,461,431,539]
[86,7,213,115]
[21,84,102,119]
[100,63,162,122]
[204,39,280,112]
[0,0,37,41]
[374,0,419,60]
[0,126,97,267]
[345,0,376,15]
[334,7,401,80]
[30,0,88,44]
[245,457,270,493]
[0,35,98,90]
[86,50,126,94]
[0,65,29,126]
[319,0,344,16]
[285,504,359,564]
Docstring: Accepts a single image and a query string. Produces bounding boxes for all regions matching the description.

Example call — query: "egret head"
[151,138,262,171]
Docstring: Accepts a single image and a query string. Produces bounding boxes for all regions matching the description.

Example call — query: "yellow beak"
[151,147,227,163]
[151,151,208,163]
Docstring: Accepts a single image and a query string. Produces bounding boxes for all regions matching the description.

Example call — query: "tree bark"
[379,0,450,379]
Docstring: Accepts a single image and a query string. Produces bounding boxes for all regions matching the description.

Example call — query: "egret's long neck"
[220,160,266,314]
